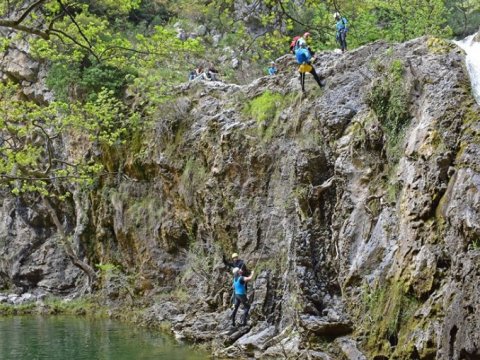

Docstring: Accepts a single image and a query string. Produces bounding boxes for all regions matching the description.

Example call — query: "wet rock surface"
[1,35,480,359]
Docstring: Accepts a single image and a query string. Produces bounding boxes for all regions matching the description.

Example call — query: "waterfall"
[454,33,480,105]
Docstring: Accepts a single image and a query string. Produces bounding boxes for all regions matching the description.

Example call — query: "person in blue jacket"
[334,12,348,53]
[295,39,325,92]
[231,267,254,327]
[267,61,277,75]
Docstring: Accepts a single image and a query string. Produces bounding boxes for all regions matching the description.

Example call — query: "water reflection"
[0,316,205,360]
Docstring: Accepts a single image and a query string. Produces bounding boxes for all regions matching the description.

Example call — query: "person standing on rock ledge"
[223,253,251,305]
[334,12,348,53]
[231,267,254,327]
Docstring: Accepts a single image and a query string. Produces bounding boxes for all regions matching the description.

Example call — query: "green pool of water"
[0,316,206,360]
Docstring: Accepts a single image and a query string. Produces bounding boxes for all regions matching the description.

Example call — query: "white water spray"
[454,32,480,105]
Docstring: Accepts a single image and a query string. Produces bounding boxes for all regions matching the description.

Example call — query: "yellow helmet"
[231,253,239,259]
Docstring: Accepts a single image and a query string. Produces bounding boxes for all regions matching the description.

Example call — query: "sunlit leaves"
[90,0,141,15]
[0,82,137,197]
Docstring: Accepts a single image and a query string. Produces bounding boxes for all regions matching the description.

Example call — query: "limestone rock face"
[0,196,82,294]
[0,29,53,102]
[1,36,479,359]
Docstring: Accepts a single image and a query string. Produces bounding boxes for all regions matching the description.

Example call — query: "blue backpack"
[296,48,311,64]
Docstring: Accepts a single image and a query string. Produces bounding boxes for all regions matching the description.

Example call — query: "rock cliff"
[1,35,479,359]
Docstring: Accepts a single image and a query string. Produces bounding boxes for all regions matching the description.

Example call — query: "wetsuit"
[231,274,251,326]
[295,47,325,91]
[223,257,251,303]
[336,17,348,52]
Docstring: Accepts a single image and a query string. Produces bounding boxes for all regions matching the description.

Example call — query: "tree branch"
[16,0,48,25]
[49,28,100,62]
[0,20,49,39]
[42,196,97,287]
[32,120,54,174]
[97,45,167,61]
[275,0,309,27]
[0,0,50,38]
[56,0,99,62]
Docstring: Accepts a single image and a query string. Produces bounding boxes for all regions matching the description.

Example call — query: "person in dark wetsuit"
[223,253,250,276]
[231,267,254,327]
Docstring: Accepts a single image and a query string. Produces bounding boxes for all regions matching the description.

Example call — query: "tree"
[445,0,480,37]
[0,82,140,289]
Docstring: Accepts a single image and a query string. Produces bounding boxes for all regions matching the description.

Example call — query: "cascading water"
[454,32,480,105]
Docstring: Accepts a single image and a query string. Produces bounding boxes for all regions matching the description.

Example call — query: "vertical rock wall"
[1,36,479,359]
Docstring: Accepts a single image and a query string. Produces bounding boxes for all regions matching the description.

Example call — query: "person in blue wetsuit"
[231,267,254,327]
[223,253,251,307]
[295,39,325,92]
[334,12,348,53]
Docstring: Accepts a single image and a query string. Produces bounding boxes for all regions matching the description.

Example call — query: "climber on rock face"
[295,39,326,92]
[223,252,250,277]
[290,31,315,56]
[231,267,254,327]
[223,252,251,306]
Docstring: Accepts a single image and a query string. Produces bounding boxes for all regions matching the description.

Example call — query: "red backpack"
[289,36,301,53]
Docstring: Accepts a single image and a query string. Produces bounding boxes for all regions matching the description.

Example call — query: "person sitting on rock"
[206,66,219,81]
[231,267,254,327]
[189,66,204,81]
[267,61,278,75]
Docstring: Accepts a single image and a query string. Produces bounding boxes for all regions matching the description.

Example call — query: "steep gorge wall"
[1,36,479,359]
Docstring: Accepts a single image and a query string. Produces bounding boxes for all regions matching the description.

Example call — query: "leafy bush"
[47,62,133,101]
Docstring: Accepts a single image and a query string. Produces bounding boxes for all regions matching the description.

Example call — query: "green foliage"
[96,262,120,272]
[243,91,296,141]
[445,0,480,37]
[265,0,454,52]
[426,36,457,54]
[46,62,133,102]
[366,0,452,42]
[468,236,480,251]
[125,26,205,105]
[0,302,37,315]
[245,91,285,123]
[357,280,421,356]
[43,297,106,316]
[179,157,207,205]
[0,297,105,316]
[367,59,410,162]
[0,82,140,197]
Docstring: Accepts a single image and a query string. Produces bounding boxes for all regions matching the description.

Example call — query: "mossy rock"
[426,37,456,54]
